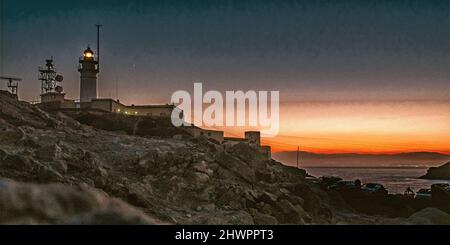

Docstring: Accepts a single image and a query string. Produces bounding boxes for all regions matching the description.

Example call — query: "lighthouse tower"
[78,46,99,102]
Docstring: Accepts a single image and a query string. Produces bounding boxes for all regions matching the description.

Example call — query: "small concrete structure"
[40,92,66,103]
[259,145,272,160]
[39,92,77,110]
[245,131,261,145]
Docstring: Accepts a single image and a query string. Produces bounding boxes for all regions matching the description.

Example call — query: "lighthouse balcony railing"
[78,63,99,71]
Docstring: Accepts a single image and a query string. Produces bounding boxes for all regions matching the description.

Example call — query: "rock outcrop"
[421,162,450,180]
[0,93,332,225]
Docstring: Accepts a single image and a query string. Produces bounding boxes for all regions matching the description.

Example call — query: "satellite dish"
[55,75,64,82]
[55,86,63,93]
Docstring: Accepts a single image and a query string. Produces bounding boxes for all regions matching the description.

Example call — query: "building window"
[207,133,211,136]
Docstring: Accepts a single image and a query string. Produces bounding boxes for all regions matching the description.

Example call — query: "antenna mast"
[115,77,119,100]
[38,58,63,95]
[95,24,102,71]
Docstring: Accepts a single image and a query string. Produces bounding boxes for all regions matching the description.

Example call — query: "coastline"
[304,166,450,194]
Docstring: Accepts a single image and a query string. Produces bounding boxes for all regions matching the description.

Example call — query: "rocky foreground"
[0,93,449,225]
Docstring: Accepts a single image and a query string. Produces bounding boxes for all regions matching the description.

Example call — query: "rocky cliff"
[0,93,448,225]
[0,93,333,224]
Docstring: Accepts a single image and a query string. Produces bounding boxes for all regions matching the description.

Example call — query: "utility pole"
[296,146,300,168]
[115,77,119,100]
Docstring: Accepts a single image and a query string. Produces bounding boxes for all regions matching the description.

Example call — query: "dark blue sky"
[1,0,448,104]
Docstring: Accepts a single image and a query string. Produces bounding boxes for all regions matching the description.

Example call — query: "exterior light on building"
[117,109,121,112]
[134,112,138,115]
[125,111,128,114]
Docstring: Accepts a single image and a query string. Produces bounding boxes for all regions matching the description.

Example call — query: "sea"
[304,167,450,194]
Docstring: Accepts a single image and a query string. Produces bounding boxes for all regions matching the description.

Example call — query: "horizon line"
[272,150,450,156]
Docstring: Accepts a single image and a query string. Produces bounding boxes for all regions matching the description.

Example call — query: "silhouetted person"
[404,187,414,197]
[354,179,362,188]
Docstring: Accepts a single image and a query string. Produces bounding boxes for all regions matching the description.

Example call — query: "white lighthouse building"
[78,46,99,102]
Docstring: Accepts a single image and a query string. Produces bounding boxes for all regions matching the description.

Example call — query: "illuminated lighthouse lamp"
[83,46,94,59]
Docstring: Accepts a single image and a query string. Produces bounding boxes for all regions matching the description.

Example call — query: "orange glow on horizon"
[261,137,450,155]
[213,100,450,155]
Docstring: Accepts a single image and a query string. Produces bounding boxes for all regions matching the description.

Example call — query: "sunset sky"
[1,0,449,154]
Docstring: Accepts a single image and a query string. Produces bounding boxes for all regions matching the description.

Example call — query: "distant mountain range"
[272,151,450,168]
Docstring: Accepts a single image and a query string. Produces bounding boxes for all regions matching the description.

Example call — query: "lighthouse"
[78,46,99,102]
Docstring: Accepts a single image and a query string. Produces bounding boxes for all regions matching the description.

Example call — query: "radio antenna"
[95,24,102,71]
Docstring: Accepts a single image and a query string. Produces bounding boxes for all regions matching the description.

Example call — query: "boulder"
[273,199,306,224]
[289,183,321,213]
[255,169,276,183]
[248,208,278,225]
[50,160,68,175]
[214,151,256,183]
[35,144,62,162]
[406,208,450,225]
[33,164,64,182]
[1,153,34,171]
[0,179,164,224]
[227,143,264,166]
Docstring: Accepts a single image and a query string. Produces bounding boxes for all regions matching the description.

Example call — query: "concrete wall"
[184,127,224,142]
[40,93,65,103]
[89,99,111,111]
[60,100,76,109]
[126,106,177,117]
[260,145,272,160]
[112,101,127,113]
[39,93,76,109]
[223,137,248,148]
[89,99,124,112]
